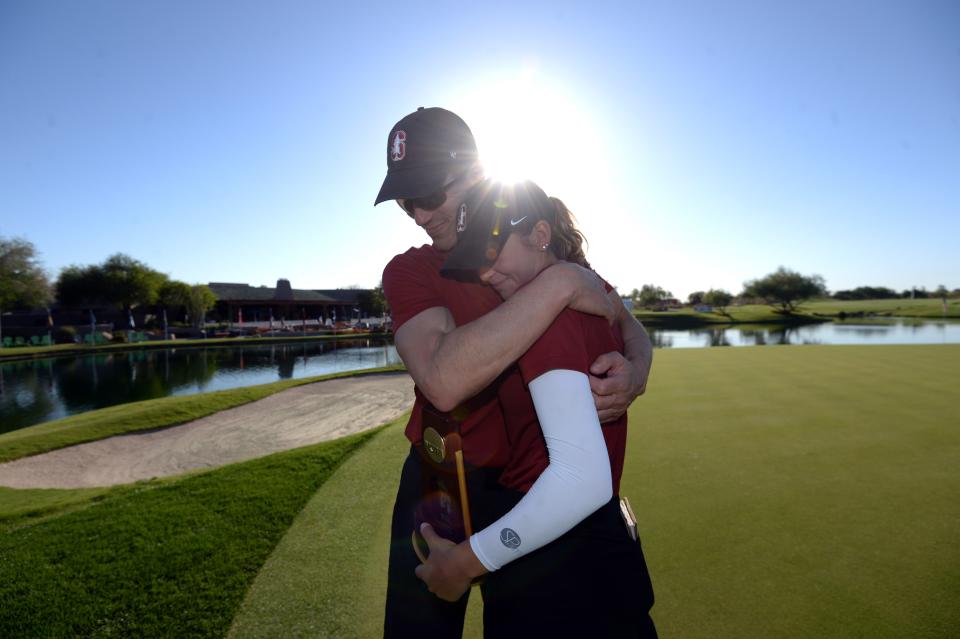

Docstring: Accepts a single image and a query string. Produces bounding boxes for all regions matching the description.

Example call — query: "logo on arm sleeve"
[500,528,521,549]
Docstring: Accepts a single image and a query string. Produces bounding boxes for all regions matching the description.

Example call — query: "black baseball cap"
[440,179,553,282]
[374,107,479,205]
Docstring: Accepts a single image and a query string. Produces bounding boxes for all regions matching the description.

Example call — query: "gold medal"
[422,427,446,464]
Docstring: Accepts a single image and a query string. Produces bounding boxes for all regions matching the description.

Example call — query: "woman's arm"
[395,263,615,411]
[470,369,612,569]
[414,368,611,600]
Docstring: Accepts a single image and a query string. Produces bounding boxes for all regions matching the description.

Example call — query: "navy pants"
[383,448,508,637]
[482,496,657,638]
[383,447,657,638]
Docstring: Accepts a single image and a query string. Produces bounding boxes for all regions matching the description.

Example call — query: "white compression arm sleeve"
[468,369,612,572]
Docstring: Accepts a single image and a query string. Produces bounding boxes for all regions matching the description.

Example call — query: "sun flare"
[452,70,622,260]
[456,71,608,194]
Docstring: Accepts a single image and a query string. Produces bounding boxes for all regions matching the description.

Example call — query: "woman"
[416,179,657,637]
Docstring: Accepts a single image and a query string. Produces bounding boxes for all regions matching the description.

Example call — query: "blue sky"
[1,0,957,300]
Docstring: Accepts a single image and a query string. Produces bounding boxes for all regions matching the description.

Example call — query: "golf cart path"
[0,372,415,489]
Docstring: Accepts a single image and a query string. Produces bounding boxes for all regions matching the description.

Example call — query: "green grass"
[0,486,118,531]
[634,297,959,327]
[0,365,405,463]
[0,332,391,362]
[228,416,483,639]
[0,426,381,638]
[232,344,959,638]
[626,344,960,638]
[634,303,820,326]
[802,297,960,318]
[3,345,956,637]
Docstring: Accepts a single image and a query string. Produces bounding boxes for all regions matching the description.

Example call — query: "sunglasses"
[397,174,467,218]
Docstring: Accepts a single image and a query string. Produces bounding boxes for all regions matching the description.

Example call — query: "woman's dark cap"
[374,107,479,205]
[440,179,553,283]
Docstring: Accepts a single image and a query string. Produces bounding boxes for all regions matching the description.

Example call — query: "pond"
[647,318,960,349]
[2,319,957,435]
[0,339,400,434]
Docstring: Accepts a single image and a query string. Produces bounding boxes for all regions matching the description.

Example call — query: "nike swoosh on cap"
[509,216,528,226]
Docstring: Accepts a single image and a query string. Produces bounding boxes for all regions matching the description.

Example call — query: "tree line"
[628,266,956,314]
[2,236,954,321]
[0,236,216,327]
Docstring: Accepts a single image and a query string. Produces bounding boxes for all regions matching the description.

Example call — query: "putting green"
[627,344,960,638]
[232,344,959,638]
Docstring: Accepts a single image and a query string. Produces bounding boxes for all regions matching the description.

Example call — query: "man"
[375,107,652,637]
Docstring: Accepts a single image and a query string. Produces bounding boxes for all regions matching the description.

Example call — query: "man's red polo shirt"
[383,244,516,468]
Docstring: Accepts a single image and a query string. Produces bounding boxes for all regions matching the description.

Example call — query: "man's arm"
[395,262,614,411]
[588,293,653,423]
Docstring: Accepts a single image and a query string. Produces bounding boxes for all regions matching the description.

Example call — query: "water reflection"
[704,329,732,348]
[0,361,56,430]
[648,332,674,349]
[836,326,890,337]
[649,319,960,349]
[739,329,767,346]
[2,321,957,434]
[0,339,400,434]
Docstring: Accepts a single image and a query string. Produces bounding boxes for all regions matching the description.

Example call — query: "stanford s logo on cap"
[390,130,407,161]
[374,107,479,206]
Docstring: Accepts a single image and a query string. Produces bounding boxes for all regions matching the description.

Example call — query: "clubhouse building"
[207,279,376,325]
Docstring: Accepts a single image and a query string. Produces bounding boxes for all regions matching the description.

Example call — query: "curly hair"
[546,196,590,269]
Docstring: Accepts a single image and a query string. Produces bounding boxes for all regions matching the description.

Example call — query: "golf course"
[1,344,957,637]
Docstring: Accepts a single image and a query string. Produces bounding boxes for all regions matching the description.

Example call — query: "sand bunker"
[0,372,414,489]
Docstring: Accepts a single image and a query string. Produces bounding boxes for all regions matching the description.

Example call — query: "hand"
[549,263,617,325]
[589,351,647,423]
[413,524,485,602]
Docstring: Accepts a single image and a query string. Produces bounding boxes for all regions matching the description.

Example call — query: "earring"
[540,242,550,251]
